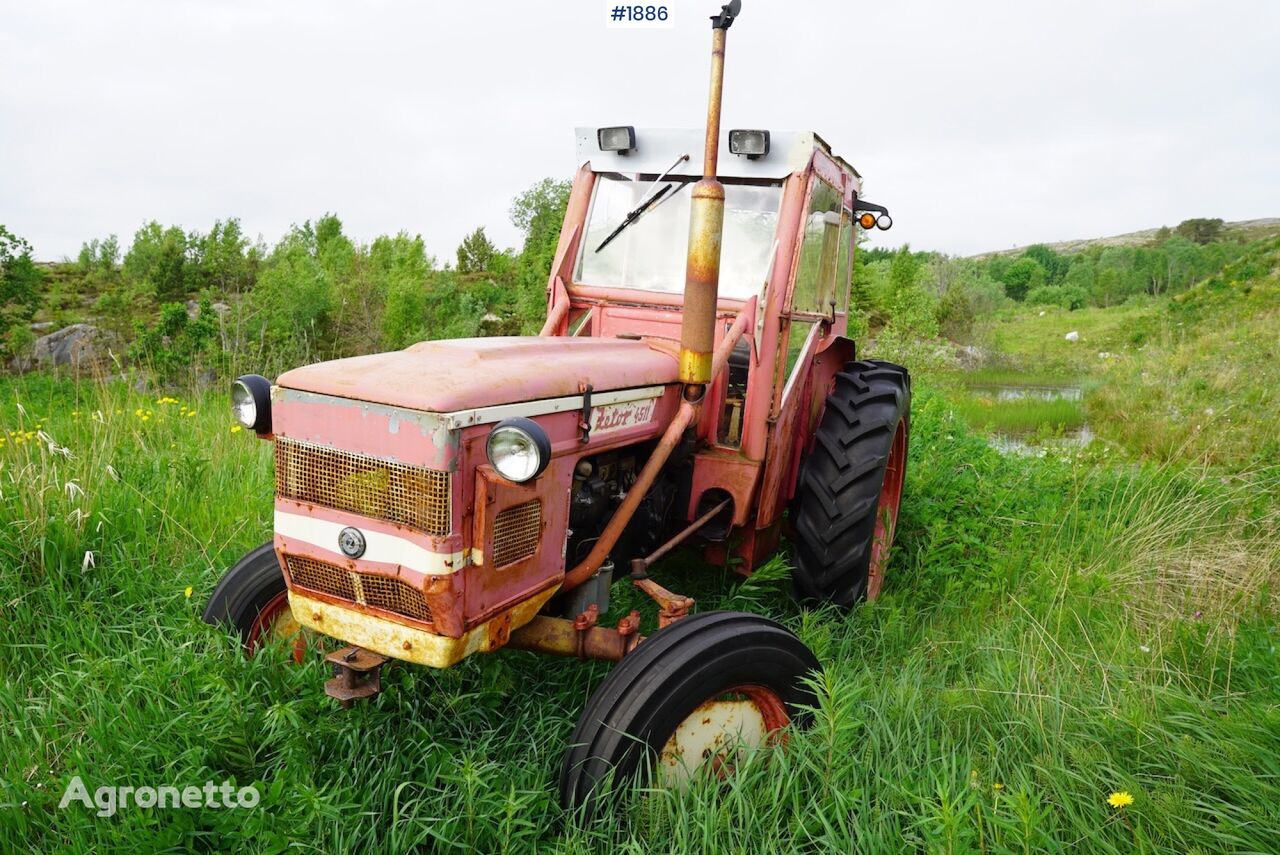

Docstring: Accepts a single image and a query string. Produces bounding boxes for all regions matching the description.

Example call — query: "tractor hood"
[276,336,678,413]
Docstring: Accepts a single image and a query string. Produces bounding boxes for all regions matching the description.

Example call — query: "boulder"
[32,323,111,370]
[186,300,232,318]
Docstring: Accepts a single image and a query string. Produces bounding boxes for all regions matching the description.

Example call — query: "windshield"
[575,173,783,299]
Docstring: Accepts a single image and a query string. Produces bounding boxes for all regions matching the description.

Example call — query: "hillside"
[971,216,1280,259]
[946,235,1280,467]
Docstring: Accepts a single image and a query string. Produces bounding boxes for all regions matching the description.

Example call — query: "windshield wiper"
[594,153,691,253]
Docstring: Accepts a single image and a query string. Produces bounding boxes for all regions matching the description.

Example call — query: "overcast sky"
[3,1,1278,262]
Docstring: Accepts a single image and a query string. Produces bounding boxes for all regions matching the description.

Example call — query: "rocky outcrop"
[31,323,113,370]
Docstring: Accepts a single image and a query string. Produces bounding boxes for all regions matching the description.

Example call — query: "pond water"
[967,384,1084,402]
[988,424,1094,457]
[968,383,1094,456]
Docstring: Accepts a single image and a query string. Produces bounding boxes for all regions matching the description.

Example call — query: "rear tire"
[559,611,819,816]
[202,542,302,659]
[791,359,911,607]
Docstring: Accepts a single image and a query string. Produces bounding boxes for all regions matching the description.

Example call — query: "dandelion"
[1108,791,1134,809]
[187,410,197,418]
[230,424,243,434]
[993,782,1004,791]
[184,585,193,598]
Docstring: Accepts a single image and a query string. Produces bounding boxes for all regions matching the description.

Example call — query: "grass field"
[1,373,1277,852]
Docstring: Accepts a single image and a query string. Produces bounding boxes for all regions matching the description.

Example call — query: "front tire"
[202,542,302,659]
[559,611,820,815]
[791,359,911,607]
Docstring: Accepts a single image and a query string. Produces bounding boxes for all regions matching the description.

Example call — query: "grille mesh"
[285,554,432,625]
[275,437,450,536]
[287,554,356,600]
[358,573,434,623]
[492,500,542,567]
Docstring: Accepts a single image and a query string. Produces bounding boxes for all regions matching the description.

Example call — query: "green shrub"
[0,225,44,360]
[1026,284,1088,310]
[128,299,220,384]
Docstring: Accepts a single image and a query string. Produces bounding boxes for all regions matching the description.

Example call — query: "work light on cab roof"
[204,0,909,816]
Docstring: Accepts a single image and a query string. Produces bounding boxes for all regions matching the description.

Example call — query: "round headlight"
[232,374,272,433]
[486,418,551,483]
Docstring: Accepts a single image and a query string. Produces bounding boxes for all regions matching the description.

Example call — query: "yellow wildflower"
[1108,791,1133,809]
[230,424,243,434]
[187,411,197,418]
[993,782,1004,792]
[184,585,193,598]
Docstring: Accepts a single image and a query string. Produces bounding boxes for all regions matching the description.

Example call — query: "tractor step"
[323,646,389,708]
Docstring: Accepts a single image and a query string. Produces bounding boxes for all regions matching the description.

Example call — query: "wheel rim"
[656,684,790,787]
[867,419,907,601]
[245,590,305,663]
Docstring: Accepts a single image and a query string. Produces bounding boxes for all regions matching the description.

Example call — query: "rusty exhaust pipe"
[679,0,741,392]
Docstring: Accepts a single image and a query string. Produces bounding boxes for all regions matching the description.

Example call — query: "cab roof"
[575,127,861,191]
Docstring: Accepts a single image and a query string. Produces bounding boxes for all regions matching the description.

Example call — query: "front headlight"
[232,374,272,433]
[486,418,551,483]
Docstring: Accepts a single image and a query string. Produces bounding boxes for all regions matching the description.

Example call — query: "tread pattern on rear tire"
[559,611,820,814]
[791,359,911,607]
[201,542,287,646]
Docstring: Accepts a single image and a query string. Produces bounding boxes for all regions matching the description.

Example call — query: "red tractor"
[204,0,907,812]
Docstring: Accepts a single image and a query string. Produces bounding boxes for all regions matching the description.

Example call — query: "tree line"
[1,203,1252,383]
[1,179,570,381]
[851,217,1249,350]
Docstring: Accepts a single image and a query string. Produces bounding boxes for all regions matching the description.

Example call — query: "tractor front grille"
[285,554,433,625]
[491,500,542,567]
[275,437,451,536]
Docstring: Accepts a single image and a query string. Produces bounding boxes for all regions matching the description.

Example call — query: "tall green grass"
[1,376,1277,851]
[948,394,1086,436]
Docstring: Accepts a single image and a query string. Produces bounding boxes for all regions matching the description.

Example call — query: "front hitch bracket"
[324,646,389,708]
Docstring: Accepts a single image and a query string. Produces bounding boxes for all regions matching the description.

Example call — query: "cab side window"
[790,179,843,315]
[836,207,852,314]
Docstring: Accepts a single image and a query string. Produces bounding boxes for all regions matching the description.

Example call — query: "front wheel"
[202,542,303,661]
[559,611,820,815]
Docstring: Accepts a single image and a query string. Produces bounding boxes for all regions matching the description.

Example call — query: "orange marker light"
[859,212,876,229]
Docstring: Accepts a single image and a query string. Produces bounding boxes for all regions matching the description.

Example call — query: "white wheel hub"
[657,696,770,787]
